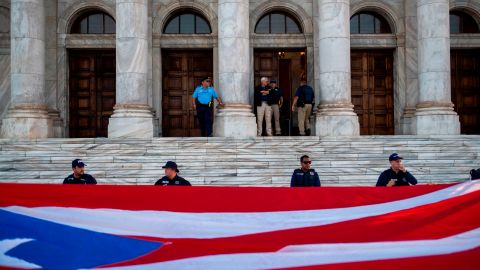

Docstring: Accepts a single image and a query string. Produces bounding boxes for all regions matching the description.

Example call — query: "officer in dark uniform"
[376,153,418,187]
[291,155,321,187]
[155,161,191,186]
[63,159,97,184]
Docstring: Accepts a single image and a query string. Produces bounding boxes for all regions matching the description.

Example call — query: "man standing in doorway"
[292,79,315,136]
[255,77,273,136]
[270,80,283,135]
[192,77,224,137]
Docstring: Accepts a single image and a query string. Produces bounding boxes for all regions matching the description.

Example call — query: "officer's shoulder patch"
[310,171,315,176]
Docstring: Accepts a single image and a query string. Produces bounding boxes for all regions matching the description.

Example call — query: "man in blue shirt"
[192,77,224,137]
[292,79,315,136]
[291,155,321,187]
[376,153,418,187]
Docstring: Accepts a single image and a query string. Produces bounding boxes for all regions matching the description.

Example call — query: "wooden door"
[278,59,292,134]
[69,50,115,138]
[351,50,394,135]
[451,49,480,134]
[162,50,213,137]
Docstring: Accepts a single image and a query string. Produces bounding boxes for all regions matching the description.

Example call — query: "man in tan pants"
[254,77,273,136]
[292,80,315,136]
[269,80,283,135]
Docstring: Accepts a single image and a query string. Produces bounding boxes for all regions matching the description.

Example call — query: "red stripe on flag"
[0,183,452,212]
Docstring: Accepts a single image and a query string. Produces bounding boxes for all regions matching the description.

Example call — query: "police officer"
[63,159,97,184]
[292,79,315,136]
[155,161,191,186]
[254,77,273,136]
[291,155,321,187]
[269,80,283,135]
[192,77,224,137]
[376,153,418,187]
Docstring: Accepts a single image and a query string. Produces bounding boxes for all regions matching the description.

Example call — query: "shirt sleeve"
[314,172,321,187]
[87,175,97,185]
[376,172,388,186]
[63,177,68,184]
[192,88,199,98]
[290,172,296,187]
[405,171,418,185]
[294,87,301,97]
[210,88,219,99]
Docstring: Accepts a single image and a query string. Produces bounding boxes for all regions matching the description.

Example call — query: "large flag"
[0,181,479,269]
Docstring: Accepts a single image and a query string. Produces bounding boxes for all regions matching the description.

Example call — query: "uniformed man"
[63,159,97,184]
[155,161,191,186]
[254,77,273,136]
[192,77,224,137]
[291,155,321,187]
[292,80,315,136]
[376,153,418,187]
[269,80,283,135]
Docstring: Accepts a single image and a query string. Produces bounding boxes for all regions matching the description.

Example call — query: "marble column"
[108,0,154,138]
[1,0,52,139]
[314,0,360,137]
[213,0,256,137]
[414,0,460,134]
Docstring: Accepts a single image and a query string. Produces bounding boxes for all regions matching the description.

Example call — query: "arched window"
[255,12,302,34]
[350,12,392,34]
[163,11,211,34]
[0,7,9,33]
[450,10,479,33]
[71,11,115,34]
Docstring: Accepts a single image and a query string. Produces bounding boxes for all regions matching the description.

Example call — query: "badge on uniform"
[310,172,314,176]
[175,181,179,184]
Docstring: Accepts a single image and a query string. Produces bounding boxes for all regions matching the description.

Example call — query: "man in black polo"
[291,155,321,187]
[376,153,418,187]
[63,159,97,184]
[155,161,191,186]
[270,80,283,135]
[292,79,315,136]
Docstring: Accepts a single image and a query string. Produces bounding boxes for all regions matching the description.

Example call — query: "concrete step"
[0,135,479,186]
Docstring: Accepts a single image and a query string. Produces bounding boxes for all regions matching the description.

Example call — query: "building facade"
[0,0,479,139]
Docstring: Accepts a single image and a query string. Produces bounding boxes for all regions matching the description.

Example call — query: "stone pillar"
[213,0,256,137]
[1,0,52,139]
[108,0,154,138]
[414,0,460,135]
[314,0,359,137]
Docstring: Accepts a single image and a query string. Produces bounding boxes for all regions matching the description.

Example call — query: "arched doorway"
[450,9,480,134]
[350,11,395,135]
[68,10,116,138]
[161,10,213,137]
[253,11,307,136]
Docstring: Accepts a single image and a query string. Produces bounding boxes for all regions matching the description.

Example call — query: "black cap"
[72,159,86,168]
[389,153,403,161]
[162,161,179,172]
[201,77,211,82]
[270,80,277,83]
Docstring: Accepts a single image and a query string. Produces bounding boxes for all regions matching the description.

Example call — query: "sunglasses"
[303,161,312,164]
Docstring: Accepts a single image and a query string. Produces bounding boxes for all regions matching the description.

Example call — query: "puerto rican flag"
[0,180,479,269]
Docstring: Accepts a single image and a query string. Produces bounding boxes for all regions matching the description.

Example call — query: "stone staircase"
[0,135,479,186]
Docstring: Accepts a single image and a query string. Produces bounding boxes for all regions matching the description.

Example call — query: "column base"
[400,107,417,135]
[414,104,460,135]
[314,103,360,137]
[213,104,257,137]
[0,105,52,139]
[108,105,154,138]
[48,110,64,138]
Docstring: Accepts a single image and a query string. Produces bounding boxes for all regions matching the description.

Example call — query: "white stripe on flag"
[100,228,480,270]
[3,180,479,239]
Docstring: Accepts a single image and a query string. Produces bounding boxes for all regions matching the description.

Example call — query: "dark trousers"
[196,105,213,137]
